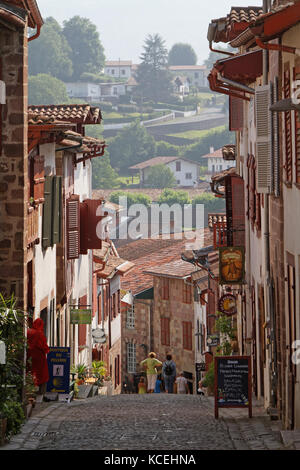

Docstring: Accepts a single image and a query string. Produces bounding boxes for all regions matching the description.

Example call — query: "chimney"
[210,146,214,154]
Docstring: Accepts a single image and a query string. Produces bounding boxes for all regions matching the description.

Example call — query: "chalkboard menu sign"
[214,356,252,419]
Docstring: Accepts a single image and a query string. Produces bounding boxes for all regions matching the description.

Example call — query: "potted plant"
[91,361,106,387]
[70,364,88,385]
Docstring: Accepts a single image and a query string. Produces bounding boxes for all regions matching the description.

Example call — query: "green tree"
[63,16,105,80]
[29,17,73,81]
[182,126,235,163]
[28,74,70,105]
[158,188,191,206]
[145,164,176,188]
[155,141,180,156]
[192,193,225,213]
[92,152,119,189]
[134,34,173,103]
[108,121,156,173]
[168,43,197,66]
[109,191,151,208]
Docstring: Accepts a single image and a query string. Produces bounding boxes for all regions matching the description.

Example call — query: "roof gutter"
[217,73,255,95]
[255,36,299,55]
[209,41,235,57]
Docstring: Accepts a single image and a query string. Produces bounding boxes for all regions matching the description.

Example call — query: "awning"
[214,49,263,84]
[208,50,262,100]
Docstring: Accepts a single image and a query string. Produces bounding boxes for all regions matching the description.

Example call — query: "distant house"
[169,65,209,88]
[173,75,190,96]
[104,60,133,80]
[201,147,236,175]
[129,156,202,188]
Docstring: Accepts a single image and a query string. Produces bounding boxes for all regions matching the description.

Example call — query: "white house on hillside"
[104,61,133,79]
[129,156,202,188]
[169,65,209,88]
[201,147,236,176]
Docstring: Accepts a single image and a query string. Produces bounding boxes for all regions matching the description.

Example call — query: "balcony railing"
[208,214,227,249]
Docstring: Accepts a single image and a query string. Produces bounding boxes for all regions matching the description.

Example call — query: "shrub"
[110,191,151,208]
[157,188,191,206]
[117,104,138,113]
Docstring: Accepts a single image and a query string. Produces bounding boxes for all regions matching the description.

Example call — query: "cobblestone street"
[1,394,288,451]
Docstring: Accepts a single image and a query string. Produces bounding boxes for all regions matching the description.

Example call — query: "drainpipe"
[217,74,255,95]
[209,42,235,57]
[261,0,276,410]
[28,24,41,42]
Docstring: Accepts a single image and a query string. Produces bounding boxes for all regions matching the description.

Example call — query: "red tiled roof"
[201,148,223,159]
[144,258,200,279]
[129,156,179,170]
[209,6,263,43]
[120,229,213,295]
[117,237,183,261]
[28,104,102,125]
[230,1,300,47]
[106,61,132,67]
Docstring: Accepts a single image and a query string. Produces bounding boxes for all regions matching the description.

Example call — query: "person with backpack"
[162,354,176,394]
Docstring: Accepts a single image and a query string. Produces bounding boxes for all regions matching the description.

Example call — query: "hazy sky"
[36,0,263,65]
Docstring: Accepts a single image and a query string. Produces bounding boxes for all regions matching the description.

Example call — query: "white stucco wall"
[167,159,199,187]
[34,143,57,323]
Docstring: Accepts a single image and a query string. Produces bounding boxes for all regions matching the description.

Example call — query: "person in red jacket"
[27,318,49,394]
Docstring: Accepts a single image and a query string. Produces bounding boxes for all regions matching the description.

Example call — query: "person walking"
[176,372,189,394]
[162,354,176,394]
[140,352,162,393]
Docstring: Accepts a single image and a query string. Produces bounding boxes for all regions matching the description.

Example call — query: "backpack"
[164,361,174,376]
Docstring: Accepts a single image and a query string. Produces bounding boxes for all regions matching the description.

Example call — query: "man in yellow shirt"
[140,352,162,393]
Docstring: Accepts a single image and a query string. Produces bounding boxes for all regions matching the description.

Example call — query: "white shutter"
[273,77,280,197]
[255,85,272,193]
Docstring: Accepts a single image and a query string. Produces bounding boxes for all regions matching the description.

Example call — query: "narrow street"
[1,394,286,451]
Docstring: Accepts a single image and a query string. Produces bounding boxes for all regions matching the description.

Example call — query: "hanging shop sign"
[218,294,237,316]
[207,335,220,347]
[219,247,245,285]
[70,308,92,325]
[214,355,252,419]
[46,347,71,395]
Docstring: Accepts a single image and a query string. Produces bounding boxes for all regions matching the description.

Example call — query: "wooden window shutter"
[229,96,244,131]
[273,77,280,196]
[226,175,245,246]
[33,155,45,203]
[52,176,62,245]
[255,85,272,193]
[294,67,300,184]
[67,195,80,260]
[42,176,54,249]
[284,65,293,183]
[80,199,103,253]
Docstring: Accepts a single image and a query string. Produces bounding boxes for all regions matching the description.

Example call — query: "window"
[177,180,180,185]
[176,161,181,172]
[114,355,120,388]
[161,277,169,300]
[43,176,62,250]
[111,69,115,75]
[195,72,199,78]
[183,321,192,350]
[126,304,135,329]
[186,173,192,180]
[111,293,116,318]
[127,342,136,373]
[122,70,126,75]
[161,317,170,346]
[183,282,192,304]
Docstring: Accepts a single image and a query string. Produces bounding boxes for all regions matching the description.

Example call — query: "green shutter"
[52,176,62,245]
[42,176,54,249]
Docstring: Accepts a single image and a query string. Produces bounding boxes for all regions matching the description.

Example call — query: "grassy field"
[167,125,226,141]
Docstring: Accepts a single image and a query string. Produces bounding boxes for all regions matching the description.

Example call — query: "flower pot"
[0,418,7,447]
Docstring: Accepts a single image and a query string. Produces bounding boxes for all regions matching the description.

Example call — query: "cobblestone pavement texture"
[0,394,292,451]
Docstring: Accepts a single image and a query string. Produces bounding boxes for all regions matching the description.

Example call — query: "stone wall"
[0,22,28,307]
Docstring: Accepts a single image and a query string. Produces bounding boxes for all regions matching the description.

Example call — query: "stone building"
[206,0,300,429]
